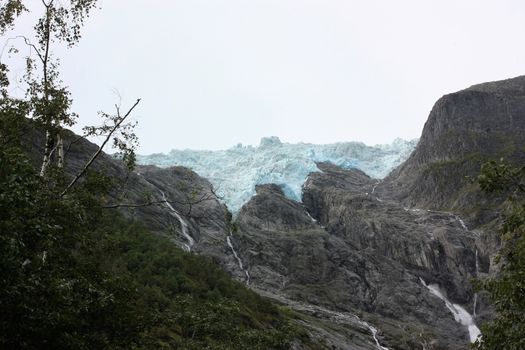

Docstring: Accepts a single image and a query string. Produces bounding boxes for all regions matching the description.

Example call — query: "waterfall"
[137,173,196,251]
[455,215,469,231]
[268,294,391,350]
[159,190,195,252]
[454,214,479,318]
[473,249,480,316]
[305,210,317,223]
[419,278,481,342]
[404,209,482,342]
[371,180,381,194]
[358,320,390,350]
[226,234,251,285]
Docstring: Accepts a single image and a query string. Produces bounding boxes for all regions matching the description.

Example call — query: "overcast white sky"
[4,0,525,153]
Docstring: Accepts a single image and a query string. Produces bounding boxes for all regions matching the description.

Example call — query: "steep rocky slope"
[225,76,525,349]
[233,164,483,349]
[20,123,248,286]
[21,75,525,349]
[379,76,525,219]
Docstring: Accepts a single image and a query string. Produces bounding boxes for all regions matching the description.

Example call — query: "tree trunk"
[39,2,52,177]
[57,132,64,168]
[39,130,53,176]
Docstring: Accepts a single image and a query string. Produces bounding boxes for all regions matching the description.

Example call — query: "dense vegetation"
[0,1,306,348]
[474,161,525,350]
[0,114,304,349]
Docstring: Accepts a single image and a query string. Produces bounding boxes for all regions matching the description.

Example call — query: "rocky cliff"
[233,164,483,349]
[22,75,525,349]
[380,76,525,219]
[225,76,525,348]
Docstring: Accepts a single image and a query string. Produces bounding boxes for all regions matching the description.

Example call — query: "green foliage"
[0,106,302,349]
[2,0,138,179]
[113,222,302,349]
[0,0,25,34]
[0,2,306,349]
[474,160,525,350]
[0,114,148,349]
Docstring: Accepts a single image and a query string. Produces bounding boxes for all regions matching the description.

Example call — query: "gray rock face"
[21,123,245,283]
[225,77,525,348]
[237,184,317,231]
[380,76,525,215]
[234,164,481,349]
[22,75,525,349]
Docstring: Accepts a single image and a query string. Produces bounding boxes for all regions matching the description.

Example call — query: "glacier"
[137,137,417,213]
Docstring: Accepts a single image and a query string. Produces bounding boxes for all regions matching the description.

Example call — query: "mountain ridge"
[20,75,525,349]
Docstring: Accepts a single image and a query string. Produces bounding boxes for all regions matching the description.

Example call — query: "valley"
[109,76,525,348]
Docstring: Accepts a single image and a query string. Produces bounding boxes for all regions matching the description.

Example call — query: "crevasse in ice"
[137,137,417,213]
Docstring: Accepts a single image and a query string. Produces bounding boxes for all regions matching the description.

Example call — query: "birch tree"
[1,0,139,193]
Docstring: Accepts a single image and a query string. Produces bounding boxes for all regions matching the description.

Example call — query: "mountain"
[20,76,525,349]
[203,76,524,348]
[235,162,484,349]
[137,137,417,213]
[380,76,525,218]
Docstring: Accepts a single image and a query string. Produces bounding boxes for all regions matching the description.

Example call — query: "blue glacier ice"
[137,137,417,213]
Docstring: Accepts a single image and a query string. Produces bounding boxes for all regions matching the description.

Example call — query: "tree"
[474,160,525,350]
[1,0,139,191]
[0,70,151,348]
[0,3,306,349]
[0,2,148,347]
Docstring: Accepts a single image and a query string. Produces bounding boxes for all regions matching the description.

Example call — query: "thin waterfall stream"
[138,173,195,251]
[226,233,251,285]
[159,189,195,252]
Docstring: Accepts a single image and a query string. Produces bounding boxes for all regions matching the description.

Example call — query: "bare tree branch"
[1,35,44,64]
[101,195,214,210]
[209,183,224,200]
[101,200,168,209]
[60,98,141,197]
[63,134,84,158]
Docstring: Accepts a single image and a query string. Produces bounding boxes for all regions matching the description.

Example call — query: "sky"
[3,0,525,154]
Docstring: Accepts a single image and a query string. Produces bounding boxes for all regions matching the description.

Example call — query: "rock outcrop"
[380,76,525,218]
[20,122,245,283]
[227,76,525,348]
[22,75,525,349]
[234,164,482,349]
